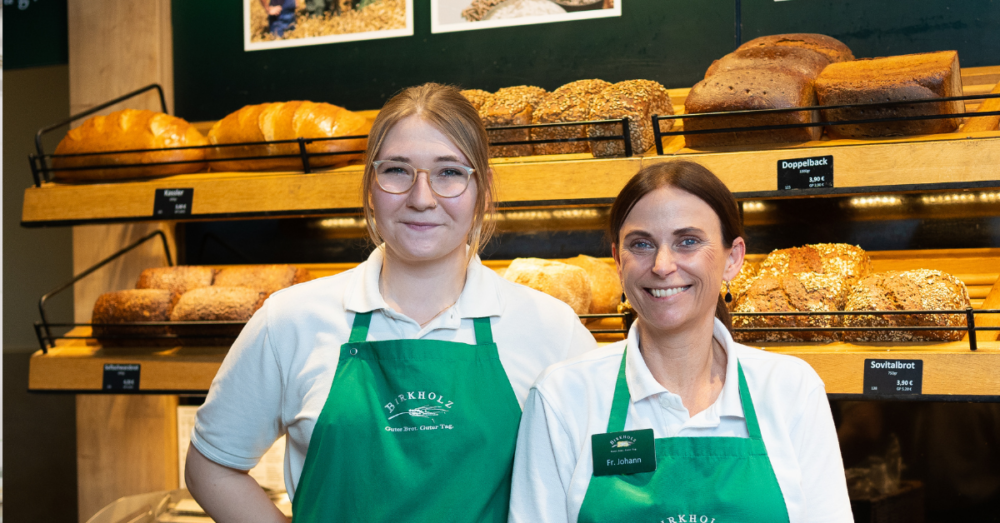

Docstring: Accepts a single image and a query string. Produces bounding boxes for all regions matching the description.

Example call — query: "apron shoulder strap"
[472,317,494,346]
[348,311,373,343]
[607,347,631,433]
[736,362,764,441]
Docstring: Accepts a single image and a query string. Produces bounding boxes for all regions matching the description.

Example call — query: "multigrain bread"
[684,68,821,147]
[758,243,871,287]
[92,289,175,346]
[170,286,267,342]
[843,269,970,342]
[135,266,216,297]
[53,109,208,182]
[705,46,831,80]
[480,86,548,157]
[737,33,854,64]
[531,79,612,155]
[588,80,674,157]
[732,272,848,342]
[815,51,965,139]
[212,265,312,296]
[503,258,592,315]
[207,101,370,171]
[562,255,621,314]
[460,89,494,113]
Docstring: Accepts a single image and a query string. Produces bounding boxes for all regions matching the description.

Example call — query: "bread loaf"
[737,33,854,64]
[92,289,175,346]
[503,258,592,315]
[531,79,612,155]
[705,46,831,80]
[460,89,494,112]
[135,266,216,297]
[481,86,548,157]
[684,68,821,147]
[758,243,871,287]
[815,51,965,139]
[207,101,370,171]
[842,269,970,342]
[562,255,621,314]
[171,286,266,342]
[212,265,312,296]
[587,80,674,157]
[53,109,208,182]
[733,272,847,342]
[961,81,1000,133]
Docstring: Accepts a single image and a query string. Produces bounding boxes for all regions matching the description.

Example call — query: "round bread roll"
[562,255,621,314]
[732,272,848,343]
[91,289,175,346]
[502,258,592,316]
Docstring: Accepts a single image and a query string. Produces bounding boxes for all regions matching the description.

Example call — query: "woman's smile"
[646,285,692,299]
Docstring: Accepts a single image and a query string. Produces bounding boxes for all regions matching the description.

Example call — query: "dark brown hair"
[607,160,745,332]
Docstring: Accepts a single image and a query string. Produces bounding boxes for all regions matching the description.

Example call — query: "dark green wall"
[2,0,70,70]
[173,0,1000,121]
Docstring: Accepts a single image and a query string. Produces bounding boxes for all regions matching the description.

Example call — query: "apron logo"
[383,391,456,432]
[660,515,717,523]
[610,435,636,448]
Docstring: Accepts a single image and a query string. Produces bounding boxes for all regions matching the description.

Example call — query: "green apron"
[291,311,521,522]
[577,347,790,523]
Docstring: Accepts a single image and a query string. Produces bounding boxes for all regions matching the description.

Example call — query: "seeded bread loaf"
[460,89,494,113]
[92,289,175,346]
[531,79,612,155]
[135,266,216,297]
[53,109,208,182]
[481,86,548,157]
[842,269,970,342]
[815,51,965,139]
[212,265,312,296]
[170,286,267,342]
[207,101,370,171]
[705,46,831,80]
[758,243,871,287]
[737,33,854,64]
[684,68,821,147]
[587,80,674,157]
[733,272,848,342]
[503,258,592,316]
[562,255,621,314]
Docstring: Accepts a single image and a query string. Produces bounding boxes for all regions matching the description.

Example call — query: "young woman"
[509,161,851,523]
[185,83,597,522]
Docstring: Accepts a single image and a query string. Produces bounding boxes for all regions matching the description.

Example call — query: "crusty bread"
[684,68,821,147]
[53,109,208,182]
[460,89,494,113]
[587,80,674,157]
[815,51,965,139]
[135,266,216,297]
[170,286,266,343]
[207,101,370,171]
[843,269,970,342]
[531,79,612,155]
[758,243,871,288]
[503,258,592,315]
[212,265,312,296]
[562,255,621,314]
[92,289,175,346]
[481,86,548,157]
[733,272,847,342]
[737,33,854,64]
[705,46,831,80]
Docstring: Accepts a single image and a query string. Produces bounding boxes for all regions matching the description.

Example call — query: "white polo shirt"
[509,319,853,523]
[191,248,598,499]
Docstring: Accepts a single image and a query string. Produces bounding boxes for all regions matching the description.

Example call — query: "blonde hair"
[361,83,497,258]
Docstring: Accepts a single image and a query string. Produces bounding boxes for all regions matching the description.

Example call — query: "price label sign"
[153,188,194,217]
[777,155,834,190]
[863,359,922,396]
[103,363,141,392]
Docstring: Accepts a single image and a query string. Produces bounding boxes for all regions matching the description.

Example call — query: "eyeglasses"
[372,160,475,198]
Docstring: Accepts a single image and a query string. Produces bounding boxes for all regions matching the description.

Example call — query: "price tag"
[153,188,193,217]
[777,155,834,190]
[103,364,141,392]
[863,359,922,396]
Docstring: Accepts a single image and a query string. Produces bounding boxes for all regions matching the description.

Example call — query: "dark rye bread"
[170,286,267,343]
[135,266,216,297]
[737,33,854,64]
[732,272,848,343]
[684,68,821,147]
[530,79,612,155]
[480,86,548,157]
[460,89,494,113]
[213,265,312,296]
[843,269,970,342]
[92,289,175,346]
[587,80,674,157]
[705,46,831,80]
[815,51,965,139]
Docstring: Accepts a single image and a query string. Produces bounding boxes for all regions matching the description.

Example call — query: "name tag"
[591,428,656,476]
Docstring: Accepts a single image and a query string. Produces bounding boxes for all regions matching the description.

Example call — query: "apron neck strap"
[606,347,763,440]
[347,311,495,346]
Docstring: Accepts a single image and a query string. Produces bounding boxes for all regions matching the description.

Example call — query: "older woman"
[185,84,597,522]
[509,161,851,523]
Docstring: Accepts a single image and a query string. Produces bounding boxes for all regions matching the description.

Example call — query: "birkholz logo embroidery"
[660,515,718,523]
[383,391,455,432]
[610,434,637,448]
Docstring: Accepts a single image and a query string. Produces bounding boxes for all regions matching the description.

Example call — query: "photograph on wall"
[245,0,414,51]
[431,0,619,34]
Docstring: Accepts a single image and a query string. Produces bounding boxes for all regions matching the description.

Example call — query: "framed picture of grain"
[431,0,619,34]
[245,0,414,51]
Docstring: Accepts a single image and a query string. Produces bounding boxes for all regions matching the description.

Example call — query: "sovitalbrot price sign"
[863,359,923,396]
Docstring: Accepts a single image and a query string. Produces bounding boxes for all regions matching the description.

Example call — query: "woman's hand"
[185,445,290,523]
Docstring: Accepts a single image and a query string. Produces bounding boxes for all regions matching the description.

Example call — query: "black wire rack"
[28,83,635,187]
[651,92,1000,155]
